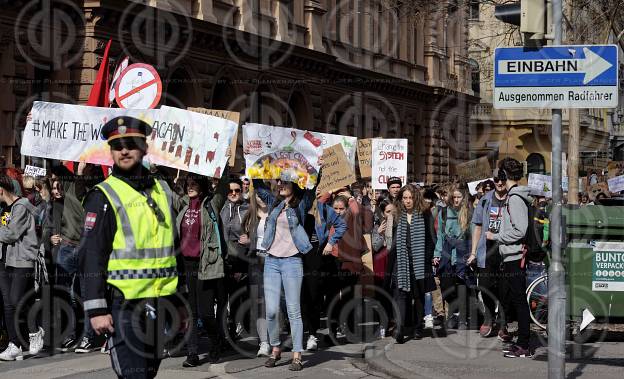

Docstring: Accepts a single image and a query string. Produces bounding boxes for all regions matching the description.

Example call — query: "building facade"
[1,0,477,183]
[468,2,612,176]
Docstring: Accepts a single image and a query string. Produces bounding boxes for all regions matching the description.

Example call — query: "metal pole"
[549,0,566,378]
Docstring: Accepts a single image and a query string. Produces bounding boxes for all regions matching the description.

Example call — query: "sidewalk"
[365,329,624,379]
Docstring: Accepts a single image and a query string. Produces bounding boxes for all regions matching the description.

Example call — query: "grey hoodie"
[492,185,531,263]
[0,197,39,268]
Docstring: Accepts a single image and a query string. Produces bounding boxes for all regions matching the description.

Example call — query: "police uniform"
[78,117,186,379]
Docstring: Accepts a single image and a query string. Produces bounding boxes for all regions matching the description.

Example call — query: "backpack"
[506,194,547,262]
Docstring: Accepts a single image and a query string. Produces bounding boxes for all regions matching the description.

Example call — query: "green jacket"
[174,177,227,280]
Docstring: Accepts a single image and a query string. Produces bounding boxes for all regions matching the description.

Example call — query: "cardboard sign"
[357,138,373,178]
[317,144,356,194]
[588,182,610,198]
[455,156,491,182]
[607,161,624,179]
[371,138,408,190]
[24,165,46,177]
[115,63,162,109]
[187,107,241,168]
[21,101,237,178]
[607,175,624,193]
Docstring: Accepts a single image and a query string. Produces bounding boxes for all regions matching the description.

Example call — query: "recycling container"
[565,203,624,321]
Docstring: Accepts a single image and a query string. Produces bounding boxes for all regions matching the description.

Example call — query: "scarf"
[396,211,426,292]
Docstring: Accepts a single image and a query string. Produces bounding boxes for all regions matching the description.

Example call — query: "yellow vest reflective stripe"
[96,176,178,299]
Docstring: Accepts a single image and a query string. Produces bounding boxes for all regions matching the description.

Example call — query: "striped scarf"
[396,212,426,292]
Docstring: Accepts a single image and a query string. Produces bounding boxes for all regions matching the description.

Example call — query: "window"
[469,58,480,96]
[469,0,479,20]
[526,153,546,175]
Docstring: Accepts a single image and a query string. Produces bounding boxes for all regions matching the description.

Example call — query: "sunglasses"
[228,188,242,195]
[494,177,507,183]
[110,139,143,151]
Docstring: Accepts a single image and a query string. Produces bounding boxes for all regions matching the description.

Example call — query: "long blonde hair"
[450,185,471,232]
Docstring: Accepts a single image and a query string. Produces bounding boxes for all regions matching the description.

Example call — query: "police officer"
[78,116,187,379]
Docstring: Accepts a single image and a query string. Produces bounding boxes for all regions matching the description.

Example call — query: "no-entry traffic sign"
[115,63,162,109]
[494,45,618,109]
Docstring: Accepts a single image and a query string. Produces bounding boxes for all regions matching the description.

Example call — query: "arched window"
[526,153,546,175]
[469,58,480,96]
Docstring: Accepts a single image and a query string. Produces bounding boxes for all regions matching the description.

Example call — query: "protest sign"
[562,177,585,192]
[22,101,237,178]
[371,139,408,190]
[242,123,356,189]
[317,144,356,194]
[588,182,610,199]
[187,107,241,167]
[607,175,624,194]
[607,161,624,179]
[243,123,320,188]
[468,178,493,195]
[357,138,372,178]
[455,156,491,182]
[528,173,553,197]
[24,165,46,177]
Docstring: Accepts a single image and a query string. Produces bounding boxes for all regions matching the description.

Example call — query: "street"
[1,328,623,379]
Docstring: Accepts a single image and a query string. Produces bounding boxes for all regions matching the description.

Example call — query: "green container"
[565,205,624,319]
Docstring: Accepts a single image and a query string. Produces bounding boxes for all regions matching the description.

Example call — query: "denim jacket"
[253,179,314,254]
[315,200,347,246]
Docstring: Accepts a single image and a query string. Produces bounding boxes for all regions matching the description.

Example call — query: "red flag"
[86,39,113,177]
[87,39,112,107]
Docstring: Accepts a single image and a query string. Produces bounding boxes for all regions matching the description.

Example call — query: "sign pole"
[549,0,566,378]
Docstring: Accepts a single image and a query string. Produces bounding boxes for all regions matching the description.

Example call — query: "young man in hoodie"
[486,158,532,358]
[0,174,43,360]
[468,169,512,340]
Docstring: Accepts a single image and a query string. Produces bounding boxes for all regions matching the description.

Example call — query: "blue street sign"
[494,45,619,109]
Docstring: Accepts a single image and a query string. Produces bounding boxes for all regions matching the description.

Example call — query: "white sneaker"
[29,327,45,355]
[424,315,434,329]
[0,342,23,361]
[306,335,318,351]
[257,342,271,357]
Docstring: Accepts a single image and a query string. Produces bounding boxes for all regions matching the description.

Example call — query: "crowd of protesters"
[6,153,622,367]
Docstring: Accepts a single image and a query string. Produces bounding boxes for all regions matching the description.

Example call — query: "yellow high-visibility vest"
[96,175,178,299]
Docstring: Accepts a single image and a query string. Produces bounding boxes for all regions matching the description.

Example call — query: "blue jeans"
[56,243,94,339]
[263,255,303,352]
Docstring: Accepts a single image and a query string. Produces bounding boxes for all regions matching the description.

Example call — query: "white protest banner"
[21,101,237,178]
[371,139,408,190]
[468,178,493,195]
[24,165,46,177]
[242,123,316,188]
[528,173,552,197]
[607,175,624,193]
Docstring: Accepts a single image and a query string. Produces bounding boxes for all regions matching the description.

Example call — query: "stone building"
[0,0,477,183]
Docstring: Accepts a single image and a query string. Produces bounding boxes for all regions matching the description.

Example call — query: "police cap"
[101,116,152,145]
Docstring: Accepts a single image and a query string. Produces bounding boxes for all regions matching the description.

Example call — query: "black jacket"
[383,210,437,293]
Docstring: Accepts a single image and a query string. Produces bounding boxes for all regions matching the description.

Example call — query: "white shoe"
[0,342,23,361]
[29,327,45,355]
[257,342,271,357]
[306,335,318,351]
[424,315,434,329]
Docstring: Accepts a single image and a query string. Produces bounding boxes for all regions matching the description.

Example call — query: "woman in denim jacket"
[253,177,322,371]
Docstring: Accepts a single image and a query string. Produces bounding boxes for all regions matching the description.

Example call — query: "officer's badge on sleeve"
[85,212,97,230]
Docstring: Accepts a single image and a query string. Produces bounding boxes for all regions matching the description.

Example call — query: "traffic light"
[494,0,549,41]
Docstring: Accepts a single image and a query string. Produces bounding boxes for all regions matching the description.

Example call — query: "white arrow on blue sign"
[494,45,618,109]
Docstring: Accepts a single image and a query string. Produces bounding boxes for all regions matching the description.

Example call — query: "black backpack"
[506,194,547,262]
